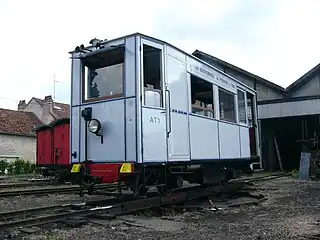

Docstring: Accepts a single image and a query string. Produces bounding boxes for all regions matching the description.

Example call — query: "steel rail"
[0,181,56,189]
[0,173,287,230]
[0,203,73,220]
[0,183,120,197]
[0,197,129,221]
[0,183,243,230]
[229,172,291,183]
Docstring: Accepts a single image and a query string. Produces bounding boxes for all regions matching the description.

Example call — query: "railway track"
[230,172,292,183]
[0,183,121,197]
[0,172,290,235]
[0,182,242,232]
[0,181,57,189]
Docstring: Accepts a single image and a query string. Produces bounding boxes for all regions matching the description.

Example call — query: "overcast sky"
[1,0,320,109]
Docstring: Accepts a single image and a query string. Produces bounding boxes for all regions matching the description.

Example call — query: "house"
[193,49,320,173]
[0,108,42,162]
[0,95,70,163]
[18,95,70,125]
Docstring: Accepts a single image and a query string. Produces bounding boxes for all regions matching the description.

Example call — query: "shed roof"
[286,62,320,92]
[192,50,287,93]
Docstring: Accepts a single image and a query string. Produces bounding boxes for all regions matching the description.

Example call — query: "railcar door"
[165,47,191,162]
[140,39,168,163]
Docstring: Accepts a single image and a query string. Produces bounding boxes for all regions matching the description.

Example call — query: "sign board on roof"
[187,57,237,94]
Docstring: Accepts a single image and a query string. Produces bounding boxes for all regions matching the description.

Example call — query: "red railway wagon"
[36,118,121,184]
[36,118,72,182]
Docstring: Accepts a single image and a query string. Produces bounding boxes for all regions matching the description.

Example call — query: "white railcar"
[69,33,260,196]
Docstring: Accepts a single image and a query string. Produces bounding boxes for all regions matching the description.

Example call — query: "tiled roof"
[0,108,42,136]
[51,102,70,119]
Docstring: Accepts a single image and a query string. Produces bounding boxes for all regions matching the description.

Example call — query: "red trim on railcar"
[87,163,123,183]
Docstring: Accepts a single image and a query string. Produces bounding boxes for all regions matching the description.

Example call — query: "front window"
[82,47,125,101]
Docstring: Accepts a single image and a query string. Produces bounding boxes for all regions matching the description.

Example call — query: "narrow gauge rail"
[0,181,58,189]
[0,172,290,232]
[0,183,243,231]
[0,198,122,223]
[230,172,291,183]
[0,183,121,197]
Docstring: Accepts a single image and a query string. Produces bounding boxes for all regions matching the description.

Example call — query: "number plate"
[71,164,81,173]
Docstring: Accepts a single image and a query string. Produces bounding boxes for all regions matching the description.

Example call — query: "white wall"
[258,98,320,119]
[0,134,36,163]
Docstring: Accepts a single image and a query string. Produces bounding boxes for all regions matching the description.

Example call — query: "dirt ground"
[3,176,320,240]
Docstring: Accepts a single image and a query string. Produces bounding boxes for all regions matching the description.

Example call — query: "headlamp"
[88,119,101,134]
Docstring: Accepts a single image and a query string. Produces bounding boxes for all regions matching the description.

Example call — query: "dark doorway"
[261,114,320,171]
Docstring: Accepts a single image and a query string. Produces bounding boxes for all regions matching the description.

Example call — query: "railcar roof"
[69,32,256,93]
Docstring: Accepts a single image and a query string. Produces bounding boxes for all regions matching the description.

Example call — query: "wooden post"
[272,132,284,172]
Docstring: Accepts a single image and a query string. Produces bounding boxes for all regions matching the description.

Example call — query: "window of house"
[237,89,246,124]
[82,46,125,101]
[190,75,214,118]
[219,88,236,122]
[142,44,163,108]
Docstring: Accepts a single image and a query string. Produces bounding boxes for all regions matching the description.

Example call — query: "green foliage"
[0,159,40,175]
[291,169,299,178]
[0,160,8,174]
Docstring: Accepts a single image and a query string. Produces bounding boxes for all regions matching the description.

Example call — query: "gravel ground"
[3,176,320,240]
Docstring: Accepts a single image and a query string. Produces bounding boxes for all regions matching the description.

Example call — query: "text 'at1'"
[149,117,160,124]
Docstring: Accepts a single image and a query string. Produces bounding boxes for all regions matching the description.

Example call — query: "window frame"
[218,87,237,123]
[190,74,215,119]
[81,48,125,104]
[237,88,247,125]
[141,39,165,109]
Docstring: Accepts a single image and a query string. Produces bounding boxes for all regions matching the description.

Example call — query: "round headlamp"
[88,119,101,134]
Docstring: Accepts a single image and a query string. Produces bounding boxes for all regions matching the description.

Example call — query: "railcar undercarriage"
[75,161,253,198]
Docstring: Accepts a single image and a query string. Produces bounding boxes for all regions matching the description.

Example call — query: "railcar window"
[143,44,163,108]
[219,88,236,122]
[82,47,124,101]
[246,92,253,127]
[190,75,214,118]
[237,90,247,124]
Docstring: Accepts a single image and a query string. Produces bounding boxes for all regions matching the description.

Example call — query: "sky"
[0,0,320,109]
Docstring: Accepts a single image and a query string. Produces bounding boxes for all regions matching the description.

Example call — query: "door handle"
[166,89,172,136]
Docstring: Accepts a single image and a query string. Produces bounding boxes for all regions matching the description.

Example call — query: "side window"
[246,92,253,127]
[219,88,236,122]
[142,44,163,108]
[237,89,246,124]
[190,75,214,118]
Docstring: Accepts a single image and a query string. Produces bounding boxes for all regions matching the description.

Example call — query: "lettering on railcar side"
[149,117,160,124]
